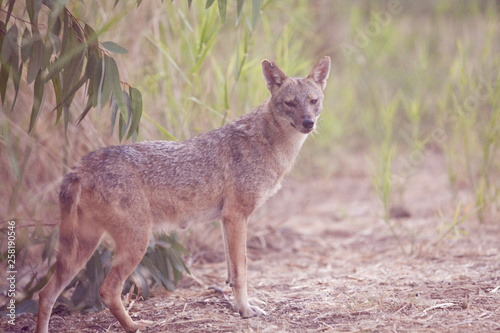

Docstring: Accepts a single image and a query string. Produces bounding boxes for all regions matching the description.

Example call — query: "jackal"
[35,57,331,332]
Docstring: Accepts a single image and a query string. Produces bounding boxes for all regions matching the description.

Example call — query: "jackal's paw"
[131,319,154,332]
[239,304,267,318]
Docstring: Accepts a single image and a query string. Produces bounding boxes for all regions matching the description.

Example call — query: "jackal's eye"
[310,98,318,105]
[284,100,296,107]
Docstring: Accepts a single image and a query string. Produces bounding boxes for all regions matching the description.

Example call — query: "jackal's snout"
[296,113,317,133]
[302,118,315,131]
[289,111,316,133]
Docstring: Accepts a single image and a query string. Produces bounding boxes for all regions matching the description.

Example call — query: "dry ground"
[2,152,500,332]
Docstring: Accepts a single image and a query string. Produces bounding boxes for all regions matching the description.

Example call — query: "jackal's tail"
[58,172,82,256]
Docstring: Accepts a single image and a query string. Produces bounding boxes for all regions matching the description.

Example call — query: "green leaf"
[5,0,15,25]
[60,26,85,112]
[101,41,129,54]
[0,21,4,55]
[110,95,119,136]
[63,102,71,133]
[2,24,18,64]
[29,70,45,133]
[77,98,93,124]
[236,0,245,26]
[1,24,19,104]
[11,63,22,111]
[0,62,9,105]
[53,75,63,124]
[71,52,99,124]
[118,90,132,141]
[27,0,42,25]
[205,0,215,9]
[21,28,32,63]
[55,62,92,114]
[27,29,44,84]
[97,57,111,109]
[84,23,98,46]
[217,0,226,22]
[251,0,261,30]
[88,54,102,107]
[187,0,193,8]
[105,56,128,123]
[42,32,55,72]
[48,4,63,37]
[127,86,142,139]
[71,20,84,42]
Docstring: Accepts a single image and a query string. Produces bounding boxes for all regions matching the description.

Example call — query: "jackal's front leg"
[222,216,266,318]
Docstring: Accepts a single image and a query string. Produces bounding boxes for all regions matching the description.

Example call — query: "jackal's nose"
[302,119,315,130]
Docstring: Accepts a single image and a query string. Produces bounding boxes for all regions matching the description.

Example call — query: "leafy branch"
[0,0,263,140]
[0,0,142,140]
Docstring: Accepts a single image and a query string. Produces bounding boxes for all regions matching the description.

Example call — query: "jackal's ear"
[262,60,288,93]
[307,56,331,91]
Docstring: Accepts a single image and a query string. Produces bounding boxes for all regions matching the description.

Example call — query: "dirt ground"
[2,152,500,332]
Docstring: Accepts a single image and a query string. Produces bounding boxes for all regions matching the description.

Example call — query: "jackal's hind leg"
[35,225,103,333]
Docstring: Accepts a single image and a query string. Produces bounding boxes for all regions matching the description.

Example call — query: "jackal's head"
[262,57,331,134]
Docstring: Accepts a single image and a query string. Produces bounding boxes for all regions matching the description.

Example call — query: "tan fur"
[35,57,331,333]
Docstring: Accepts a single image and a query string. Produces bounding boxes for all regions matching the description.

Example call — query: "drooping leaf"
[0,62,9,106]
[27,28,44,84]
[236,0,245,26]
[71,20,84,42]
[127,86,142,139]
[187,0,193,9]
[0,21,4,54]
[63,101,70,133]
[52,74,63,124]
[251,0,261,29]
[141,255,175,291]
[91,55,104,108]
[1,24,18,104]
[84,49,98,78]
[101,41,129,54]
[21,28,32,63]
[54,57,93,114]
[217,0,227,22]
[84,23,98,46]
[60,24,85,111]
[72,52,99,121]
[29,70,45,133]
[48,5,62,37]
[105,56,128,122]
[10,62,22,111]
[77,98,93,124]
[1,24,18,64]
[98,57,112,110]
[41,32,55,72]
[27,0,42,25]
[205,0,215,9]
[118,90,132,141]
[5,0,15,25]
[110,95,118,136]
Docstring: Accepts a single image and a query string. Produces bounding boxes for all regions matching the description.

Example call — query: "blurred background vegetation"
[1,0,499,314]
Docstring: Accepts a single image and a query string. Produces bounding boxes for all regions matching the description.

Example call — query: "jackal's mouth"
[290,122,314,134]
